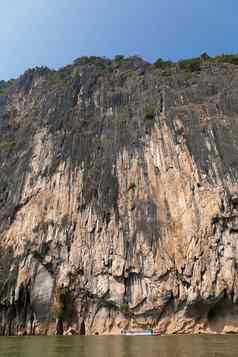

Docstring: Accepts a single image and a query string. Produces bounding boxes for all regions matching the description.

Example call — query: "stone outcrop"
[1,56,238,335]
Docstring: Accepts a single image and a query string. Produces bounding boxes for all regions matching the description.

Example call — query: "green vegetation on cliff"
[0,79,15,95]
[153,52,238,72]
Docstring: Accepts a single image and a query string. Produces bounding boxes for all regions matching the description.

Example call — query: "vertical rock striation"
[1,57,238,334]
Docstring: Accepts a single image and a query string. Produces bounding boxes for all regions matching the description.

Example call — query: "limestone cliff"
[1,56,238,335]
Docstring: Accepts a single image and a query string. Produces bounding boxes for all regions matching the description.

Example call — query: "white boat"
[121,329,160,336]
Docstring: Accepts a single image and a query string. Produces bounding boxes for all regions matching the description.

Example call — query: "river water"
[0,335,237,357]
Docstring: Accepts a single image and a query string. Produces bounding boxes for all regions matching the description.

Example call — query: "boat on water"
[121,329,160,336]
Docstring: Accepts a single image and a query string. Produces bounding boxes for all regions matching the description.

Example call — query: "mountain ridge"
[1,54,238,335]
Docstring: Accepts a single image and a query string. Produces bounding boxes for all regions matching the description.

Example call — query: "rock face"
[1,56,238,335]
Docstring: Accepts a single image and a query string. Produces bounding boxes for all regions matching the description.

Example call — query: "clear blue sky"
[1,0,238,80]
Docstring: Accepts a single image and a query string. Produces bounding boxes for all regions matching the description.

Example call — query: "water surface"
[0,335,237,357]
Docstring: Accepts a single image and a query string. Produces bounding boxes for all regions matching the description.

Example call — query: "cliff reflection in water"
[0,335,237,357]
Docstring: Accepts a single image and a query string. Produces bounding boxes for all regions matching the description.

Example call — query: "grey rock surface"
[1,57,238,334]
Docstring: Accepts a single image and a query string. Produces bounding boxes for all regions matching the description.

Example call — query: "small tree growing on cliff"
[51,285,71,335]
[154,58,172,69]
[144,105,156,120]
[200,52,210,61]
[120,303,132,318]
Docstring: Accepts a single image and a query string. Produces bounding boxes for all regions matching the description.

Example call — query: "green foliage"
[120,303,130,316]
[73,56,112,71]
[175,270,183,281]
[200,52,210,61]
[127,69,135,77]
[0,79,15,95]
[0,136,16,151]
[24,66,50,76]
[113,55,128,66]
[213,53,238,65]
[114,55,125,62]
[154,58,172,69]
[179,53,238,72]
[144,105,156,120]
[48,66,72,85]
[153,52,238,74]
[179,57,201,72]
[74,56,108,65]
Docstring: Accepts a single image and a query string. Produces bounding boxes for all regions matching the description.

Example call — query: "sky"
[1,0,238,80]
